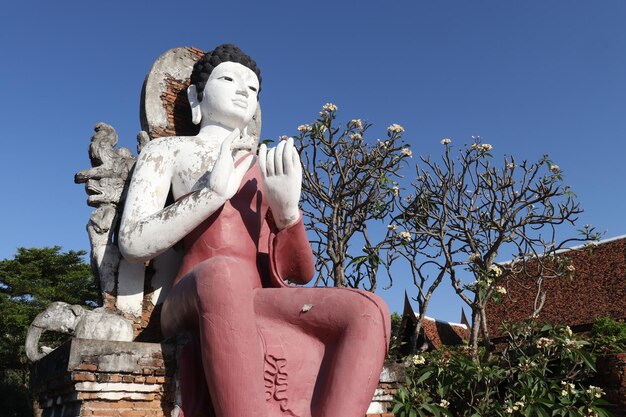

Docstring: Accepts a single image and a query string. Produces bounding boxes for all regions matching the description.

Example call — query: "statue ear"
[187,85,202,125]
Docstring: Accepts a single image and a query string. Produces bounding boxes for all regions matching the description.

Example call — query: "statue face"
[199,61,259,130]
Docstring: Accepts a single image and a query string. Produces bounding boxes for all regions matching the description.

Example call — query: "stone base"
[366,362,404,416]
[30,338,177,417]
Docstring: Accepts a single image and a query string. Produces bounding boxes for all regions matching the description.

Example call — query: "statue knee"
[192,257,255,314]
[342,291,391,343]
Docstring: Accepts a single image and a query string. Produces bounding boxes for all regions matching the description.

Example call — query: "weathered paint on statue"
[119,44,390,417]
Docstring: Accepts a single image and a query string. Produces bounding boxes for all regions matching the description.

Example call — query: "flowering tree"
[294,103,412,290]
[394,321,612,417]
[389,137,600,354]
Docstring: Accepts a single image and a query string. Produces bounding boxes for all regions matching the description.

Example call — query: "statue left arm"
[266,213,315,286]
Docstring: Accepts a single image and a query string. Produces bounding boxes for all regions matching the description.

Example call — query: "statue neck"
[197,122,237,143]
[195,121,253,159]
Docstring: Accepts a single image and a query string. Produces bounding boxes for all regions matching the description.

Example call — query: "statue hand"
[210,128,254,201]
[259,137,302,229]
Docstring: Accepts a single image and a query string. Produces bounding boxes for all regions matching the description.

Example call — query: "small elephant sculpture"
[26,301,134,361]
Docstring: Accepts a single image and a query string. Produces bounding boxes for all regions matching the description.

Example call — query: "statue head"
[188,44,261,131]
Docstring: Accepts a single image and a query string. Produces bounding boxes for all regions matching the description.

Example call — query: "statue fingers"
[258,143,268,177]
[292,145,302,176]
[275,139,285,175]
[267,147,276,176]
[283,137,295,175]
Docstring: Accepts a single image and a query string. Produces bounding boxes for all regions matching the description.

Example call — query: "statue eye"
[222,76,234,82]
[249,86,258,92]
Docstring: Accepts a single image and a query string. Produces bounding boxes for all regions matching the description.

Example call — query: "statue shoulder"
[139,135,175,153]
[136,135,194,163]
[135,135,211,183]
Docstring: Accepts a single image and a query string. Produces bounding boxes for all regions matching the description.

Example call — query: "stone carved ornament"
[26,123,140,361]
[25,301,133,361]
[74,122,136,300]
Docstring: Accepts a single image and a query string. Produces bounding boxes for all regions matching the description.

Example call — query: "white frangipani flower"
[350,119,363,129]
[488,264,503,277]
[387,124,404,134]
[297,124,312,133]
[322,102,337,112]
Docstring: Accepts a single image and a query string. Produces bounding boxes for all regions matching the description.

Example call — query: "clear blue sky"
[1,1,625,321]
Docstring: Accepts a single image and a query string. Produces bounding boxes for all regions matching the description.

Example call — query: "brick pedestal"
[30,339,177,417]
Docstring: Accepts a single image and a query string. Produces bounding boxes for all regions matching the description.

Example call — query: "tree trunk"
[414,312,426,351]
[469,307,481,358]
[479,305,492,359]
[333,261,346,287]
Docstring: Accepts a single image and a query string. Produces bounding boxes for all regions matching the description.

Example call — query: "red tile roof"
[400,293,469,351]
[419,316,469,349]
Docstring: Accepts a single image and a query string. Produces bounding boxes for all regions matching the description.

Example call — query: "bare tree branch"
[296,108,410,289]
[390,139,601,356]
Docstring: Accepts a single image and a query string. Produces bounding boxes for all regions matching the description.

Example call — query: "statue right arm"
[118,134,253,263]
[118,140,222,263]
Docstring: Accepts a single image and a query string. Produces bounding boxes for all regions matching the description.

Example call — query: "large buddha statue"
[118,44,390,417]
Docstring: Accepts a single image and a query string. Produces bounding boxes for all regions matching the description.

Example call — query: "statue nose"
[236,78,249,98]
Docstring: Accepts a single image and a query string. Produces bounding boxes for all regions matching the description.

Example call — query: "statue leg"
[178,334,214,417]
[162,256,267,417]
[254,287,390,417]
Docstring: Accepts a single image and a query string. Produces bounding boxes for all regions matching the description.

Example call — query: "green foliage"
[0,370,32,417]
[394,321,614,417]
[0,246,99,404]
[0,247,99,371]
[590,315,626,354]
[387,312,404,361]
[0,246,98,307]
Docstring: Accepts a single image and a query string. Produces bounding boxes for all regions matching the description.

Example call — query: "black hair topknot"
[190,44,262,102]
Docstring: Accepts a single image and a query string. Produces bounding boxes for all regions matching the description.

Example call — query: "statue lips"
[232,98,248,109]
